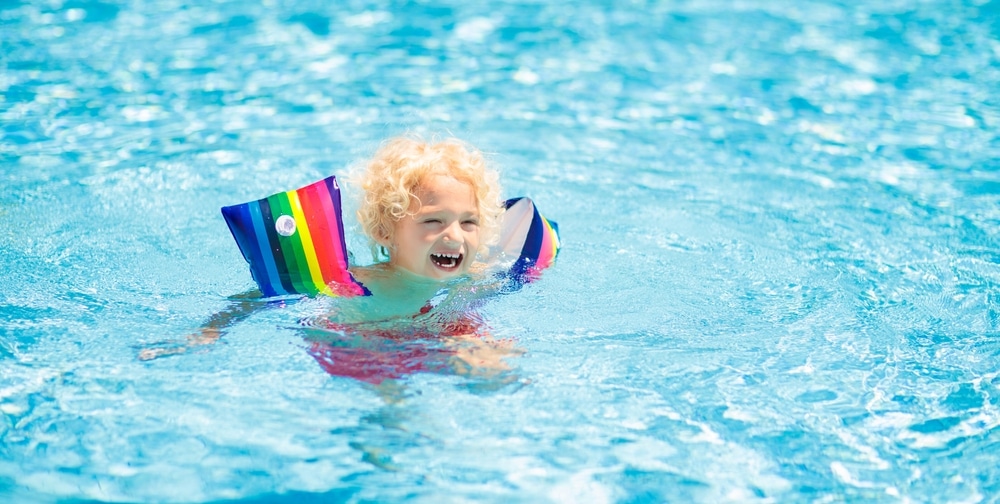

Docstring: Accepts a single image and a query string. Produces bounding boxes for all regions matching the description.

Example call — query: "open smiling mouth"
[430,252,463,270]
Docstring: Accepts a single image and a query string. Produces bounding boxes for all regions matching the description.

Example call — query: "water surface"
[2,0,1000,502]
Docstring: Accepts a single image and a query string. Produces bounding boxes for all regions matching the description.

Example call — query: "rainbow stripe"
[504,197,561,282]
[221,176,369,298]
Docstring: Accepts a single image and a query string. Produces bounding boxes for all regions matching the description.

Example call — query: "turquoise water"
[3,0,1000,502]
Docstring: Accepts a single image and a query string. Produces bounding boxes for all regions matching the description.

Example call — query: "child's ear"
[373,227,392,249]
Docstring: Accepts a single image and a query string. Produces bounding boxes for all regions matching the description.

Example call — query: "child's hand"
[138,345,187,361]
[137,328,222,361]
[446,334,524,376]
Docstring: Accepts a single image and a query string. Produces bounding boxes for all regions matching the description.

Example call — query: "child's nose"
[442,221,463,243]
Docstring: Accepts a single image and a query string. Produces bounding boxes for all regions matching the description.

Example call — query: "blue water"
[3,0,1000,502]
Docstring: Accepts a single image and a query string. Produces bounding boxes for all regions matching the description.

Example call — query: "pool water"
[3,0,1000,502]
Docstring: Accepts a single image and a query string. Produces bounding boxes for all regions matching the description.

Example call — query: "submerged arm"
[138,289,265,360]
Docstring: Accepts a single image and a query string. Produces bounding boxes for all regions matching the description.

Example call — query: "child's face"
[387,174,481,280]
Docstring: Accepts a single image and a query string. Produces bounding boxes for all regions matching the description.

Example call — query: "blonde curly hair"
[356,136,504,261]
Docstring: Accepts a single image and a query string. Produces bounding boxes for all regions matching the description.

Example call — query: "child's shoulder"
[348,262,391,284]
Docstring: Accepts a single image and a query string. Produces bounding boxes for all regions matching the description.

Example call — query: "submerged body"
[305,266,516,385]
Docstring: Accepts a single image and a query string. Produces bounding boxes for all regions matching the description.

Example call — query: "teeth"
[431,252,462,269]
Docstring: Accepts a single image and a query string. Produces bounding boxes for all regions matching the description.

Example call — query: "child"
[141,135,518,376]
[307,135,518,381]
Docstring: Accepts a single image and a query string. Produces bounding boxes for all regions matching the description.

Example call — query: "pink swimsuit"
[306,304,485,384]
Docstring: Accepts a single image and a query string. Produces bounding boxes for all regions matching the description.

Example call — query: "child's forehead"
[414,173,474,194]
[411,175,477,208]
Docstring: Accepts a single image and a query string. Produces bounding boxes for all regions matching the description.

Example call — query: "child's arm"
[138,290,265,360]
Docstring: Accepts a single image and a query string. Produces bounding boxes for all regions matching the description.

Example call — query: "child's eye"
[462,219,479,226]
[423,219,442,224]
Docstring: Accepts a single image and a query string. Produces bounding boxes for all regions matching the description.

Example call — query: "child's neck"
[337,263,452,320]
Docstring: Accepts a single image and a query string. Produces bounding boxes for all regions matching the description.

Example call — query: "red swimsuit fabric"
[306,304,485,384]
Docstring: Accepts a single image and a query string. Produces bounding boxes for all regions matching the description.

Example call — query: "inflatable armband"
[221,176,368,298]
[487,197,561,283]
[222,177,560,298]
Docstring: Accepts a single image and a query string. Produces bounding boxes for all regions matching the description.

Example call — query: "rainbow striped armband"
[221,176,369,298]
[487,197,561,284]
